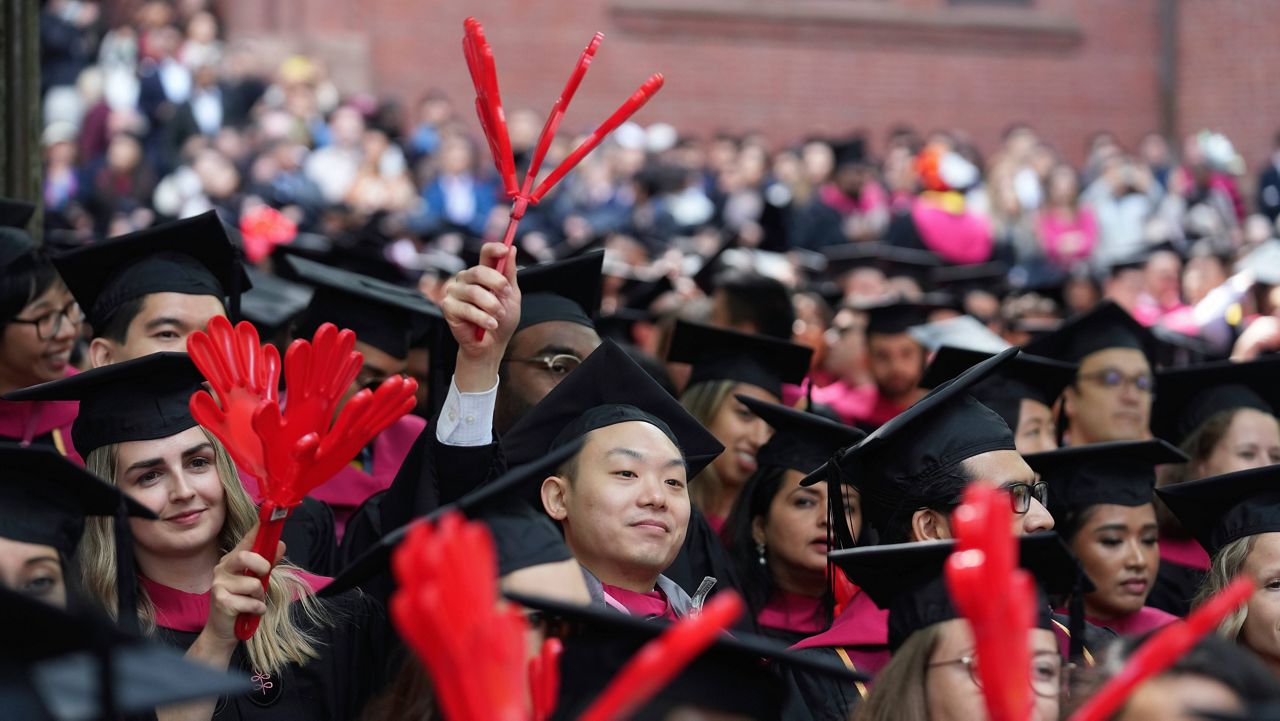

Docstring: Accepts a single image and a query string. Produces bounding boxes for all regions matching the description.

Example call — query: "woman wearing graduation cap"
[721,396,865,643]
[1148,357,1280,616]
[666,319,813,532]
[0,199,83,459]
[13,353,392,720]
[1158,464,1280,679]
[1024,440,1188,636]
[835,535,1075,721]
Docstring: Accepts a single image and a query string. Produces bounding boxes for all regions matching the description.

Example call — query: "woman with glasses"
[0,214,84,459]
[721,396,865,644]
[1026,440,1188,636]
[665,320,813,533]
[1147,358,1280,616]
[835,535,1075,721]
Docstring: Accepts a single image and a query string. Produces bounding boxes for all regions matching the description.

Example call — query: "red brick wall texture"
[217,0,1280,168]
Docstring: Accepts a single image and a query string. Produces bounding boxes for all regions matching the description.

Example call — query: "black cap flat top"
[0,444,156,557]
[517,250,605,332]
[666,319,812,399]
[1150,357,1280,445]
[5,353,204,455]
[53,211,246,327]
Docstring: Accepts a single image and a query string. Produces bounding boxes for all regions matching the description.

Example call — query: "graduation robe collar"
[0,366,80,454]
[1159,535,1211,571]
[788,589,888,651]
[757,590,826,635]
[141,571,333,633]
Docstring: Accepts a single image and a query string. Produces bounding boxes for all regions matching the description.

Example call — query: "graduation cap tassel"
[461,17,664,342]
[1067,583,1085,665]
[113,501,141,636]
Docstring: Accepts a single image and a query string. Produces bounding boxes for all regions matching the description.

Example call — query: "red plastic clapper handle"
[234,503,292,641]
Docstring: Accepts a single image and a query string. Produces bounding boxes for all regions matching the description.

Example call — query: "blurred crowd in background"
[37,0,1280,379]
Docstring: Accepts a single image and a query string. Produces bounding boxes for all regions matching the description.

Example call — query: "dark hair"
[1054,504,1098,545]
[722,465,834,627]
[94,296,146,343]
[0,250,60,330]
[873,463,976,546]
[712,270,795,340]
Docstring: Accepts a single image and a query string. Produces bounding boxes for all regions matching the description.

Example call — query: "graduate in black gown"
[47,211,337,574]
[720,395,865,644]
[11,353,393,720]
[1147,356,1280,616]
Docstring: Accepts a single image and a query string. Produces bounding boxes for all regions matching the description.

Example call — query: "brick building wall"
[216,0,1278,170]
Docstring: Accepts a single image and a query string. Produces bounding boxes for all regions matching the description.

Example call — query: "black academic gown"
[1148,561,1205,617]
[281,497,338,577]
[780,647,864,721]
[153,590,391,720]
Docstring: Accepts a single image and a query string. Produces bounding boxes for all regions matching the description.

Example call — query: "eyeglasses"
[1001,481,1049,514]
[9,300,84,340]
[1077,369,1155,394]
[928,651,1063,699]
[503,353,582,377]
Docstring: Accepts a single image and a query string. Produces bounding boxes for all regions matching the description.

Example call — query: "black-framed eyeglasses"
[1002,481,1049,514]
[928,651,1064,699]
[503,353,582,377]
[9,300,84,340]
[1077,369,1155,394]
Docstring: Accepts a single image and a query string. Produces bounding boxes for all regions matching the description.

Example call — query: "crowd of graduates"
[9,1,1280,720]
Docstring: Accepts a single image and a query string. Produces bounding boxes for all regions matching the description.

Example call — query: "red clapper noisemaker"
[944,484,1036,721]
[1067,573,1256,721]
[390,510,746,721]
[187,315,418,640]
[462,16,664,341]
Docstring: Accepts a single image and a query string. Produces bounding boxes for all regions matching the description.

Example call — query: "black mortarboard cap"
[507,591,867,720]
[860,298,951,336]
[53,211,248,328]
[617,274,674,315]
[1150,357,1280,445]
[802,348,1019,545]
[922,346,1078,430]
[0,227,36,274]
[690,232,736,296]
[829,533,1084,651]
[2,587,249,718]
[0,197,36,229]
[240,267,314,338]
[1155,465,1280,557]
[821,243,941,284]
[517,250,605,332]
[929,261,1010,297]
[5,353,203,455]
[666,320,812,399]
[1024,300,1159,365]
[1025,440,1188,517]
[737,395,865,473]
[503,340,724,477]
[319,438,584,598]
[908,315,1010,355]
[286,255,442,359]
[0,444,155,558]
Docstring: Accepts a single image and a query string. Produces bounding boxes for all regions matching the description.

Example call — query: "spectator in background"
[1083,154,1163,272]
[304,105,366,205]
[412,132,499,239]
[1037,163,1097,271]
[40,0,101,95]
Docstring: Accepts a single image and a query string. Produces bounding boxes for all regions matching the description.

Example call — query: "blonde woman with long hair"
[667,320,812,532]
[1158,463,1280,679]
[16,353,392,720]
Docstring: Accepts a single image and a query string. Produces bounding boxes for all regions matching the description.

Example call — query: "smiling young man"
[1026,300,1160,446]
[52,211,246,368]
[503,341,724,617]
